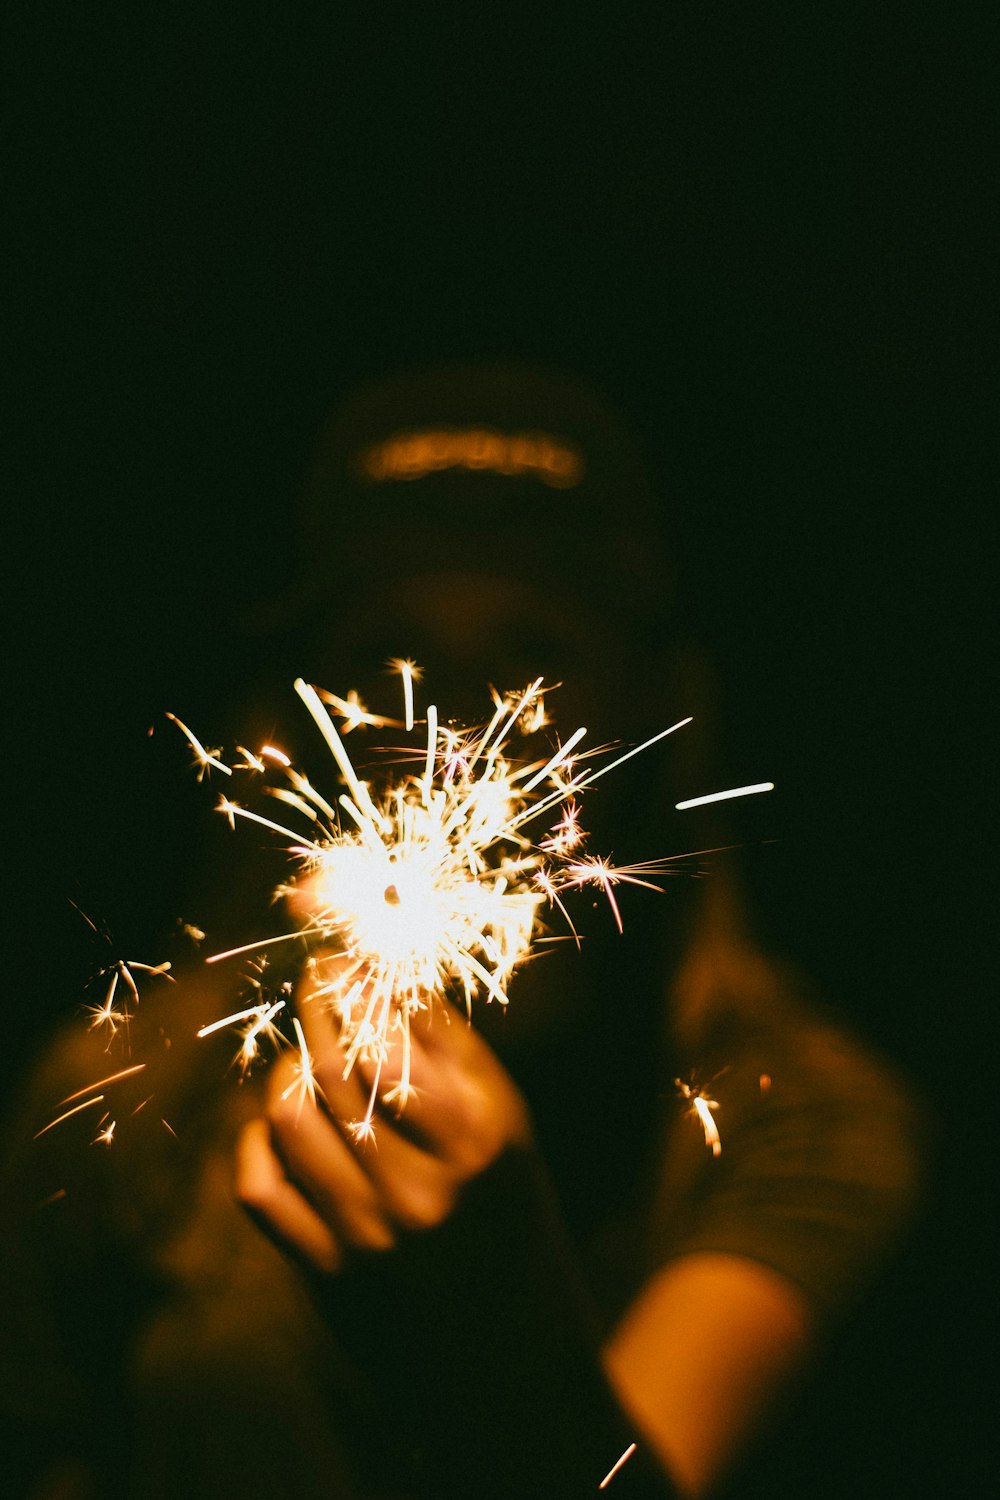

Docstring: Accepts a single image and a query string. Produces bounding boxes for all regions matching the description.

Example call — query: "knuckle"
[312,1235,345,1276]
[349,1215,396,1254]
[236,1122,275,1212]
[313,1057,346,1098]
[236,1179,269,1217]
[266,1093,300,1135]
[234,1156,271,1216]
[390,1178,456,1234]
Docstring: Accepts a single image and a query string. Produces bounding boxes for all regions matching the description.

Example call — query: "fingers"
[241,1048,459,1267]
[234,948,531,1274]
[234,1118,343,1274]
[283,1089,459,1237]
[266,1087,398,1252]
[296,950,530,1170]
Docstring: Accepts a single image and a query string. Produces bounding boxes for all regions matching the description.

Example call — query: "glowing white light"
[675,781,774,810]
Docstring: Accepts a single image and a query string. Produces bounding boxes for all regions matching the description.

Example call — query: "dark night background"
[5,4,994,1495]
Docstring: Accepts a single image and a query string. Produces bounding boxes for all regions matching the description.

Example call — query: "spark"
[165,712,232,780]
[531,865,580,946]
[204,927,328,967]
[692,1095,721,1156]
[57,1063,147,1107]
[35,1063,149,1143]
[197,1005,273,1038]
[34,1189,68,1210]
[71,901,173,1046]
[599,1441,638,1488]
[316,687,401,733]
[234,745,266,772]
[520,687,554,734]
[507,716,692,834]
[200,991,279,1070]
[83,956,172,1039]
[34,1095,105,1139]
[540,798,585,856]
[237,999,286,1073]
[280,1016,321,1112]
[521,726,588,793]
[675,781,774,811]
[561,856,666,934]
[389,658,421,732]
[676,1077,723,1156]
[84,969,126,1038]
[48,908,169,1144]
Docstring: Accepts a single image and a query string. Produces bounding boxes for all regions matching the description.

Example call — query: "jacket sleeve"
[311,1143,680,1498]
[645,1009,924,1326]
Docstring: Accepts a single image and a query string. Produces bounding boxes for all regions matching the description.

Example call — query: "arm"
[604,1253,811,1495]
[235,957,816,1496]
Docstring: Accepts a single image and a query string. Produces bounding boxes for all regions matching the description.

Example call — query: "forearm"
[605,1253,811,1497]
[310,1145,678,1498]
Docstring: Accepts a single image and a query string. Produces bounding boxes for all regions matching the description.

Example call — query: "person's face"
[305,564,628,747]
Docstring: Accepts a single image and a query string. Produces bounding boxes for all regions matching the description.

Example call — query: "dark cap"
[290,360,672,619]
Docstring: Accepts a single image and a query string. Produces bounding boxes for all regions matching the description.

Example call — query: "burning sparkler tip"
[161,670,752,1135]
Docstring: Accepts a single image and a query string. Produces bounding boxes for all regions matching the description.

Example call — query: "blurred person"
[1,364,921,1499]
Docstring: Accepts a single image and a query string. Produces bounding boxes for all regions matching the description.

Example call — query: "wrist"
[314,1143,678,1496]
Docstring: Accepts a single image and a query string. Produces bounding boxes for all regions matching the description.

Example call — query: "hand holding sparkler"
[235,947,532,1274]
[235,947,682,1498]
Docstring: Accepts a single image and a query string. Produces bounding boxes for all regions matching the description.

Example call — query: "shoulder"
[651,935,924,1325]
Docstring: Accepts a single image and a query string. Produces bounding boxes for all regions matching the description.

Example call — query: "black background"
[6,4,994,1494]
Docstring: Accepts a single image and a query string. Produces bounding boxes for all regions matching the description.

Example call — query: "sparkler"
[47,668,770,1150]
[175,667,700,1132]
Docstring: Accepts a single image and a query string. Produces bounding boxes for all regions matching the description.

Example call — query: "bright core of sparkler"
[180,668,695,1132]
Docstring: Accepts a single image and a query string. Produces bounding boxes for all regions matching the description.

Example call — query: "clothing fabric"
[1,945,920,1498]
